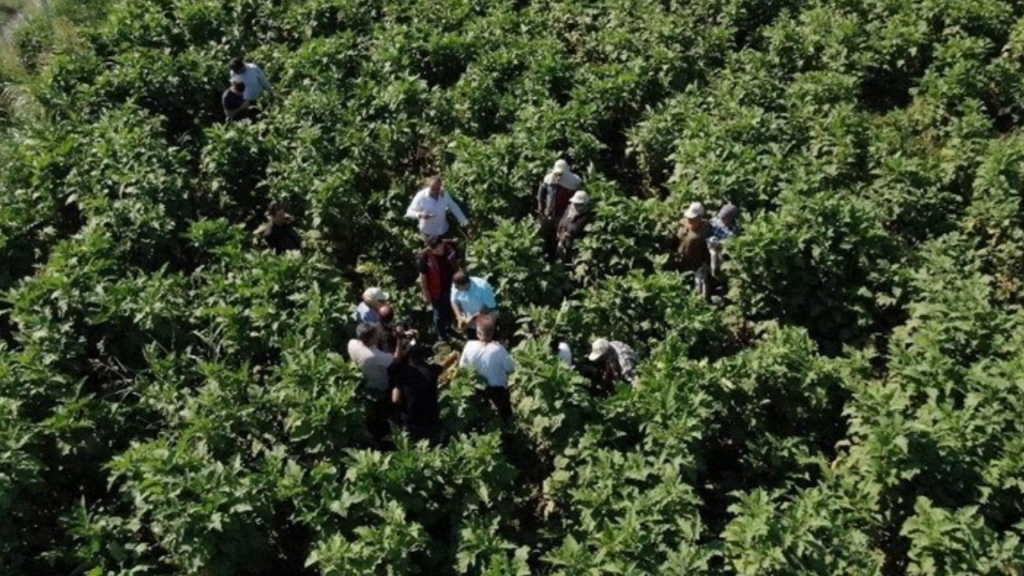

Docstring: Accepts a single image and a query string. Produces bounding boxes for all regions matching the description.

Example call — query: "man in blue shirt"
[450,271,498,340]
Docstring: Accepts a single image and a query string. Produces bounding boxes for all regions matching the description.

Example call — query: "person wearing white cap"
[355,287,389,326]
[405,176,470,239]
[588,338,637,386]
[676,201,713,299]
[556,191,594,263]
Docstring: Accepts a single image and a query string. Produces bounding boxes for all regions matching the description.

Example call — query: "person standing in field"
[418,235,463,340]
[556,191,594,264]
[708,203,741,295]
[459,315,515,421]
[229,57,272,103]
[537,159,582,261]
[254,202,301,252]
[389,338,459,443]
[450,271,498,340]
[676,202,713,299]
[347,323,395,441]
[406,176,470,240]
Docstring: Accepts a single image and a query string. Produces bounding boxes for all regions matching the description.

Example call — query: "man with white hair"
[354,287,389,326]
[556,190,594,263]
[588,338,637,386]
[405,176,470,239]
[537,159,583,260]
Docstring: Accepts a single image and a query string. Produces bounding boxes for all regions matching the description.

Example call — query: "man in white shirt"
[459,316,514,420]
[229,58,272,102]
[405,176,470,239]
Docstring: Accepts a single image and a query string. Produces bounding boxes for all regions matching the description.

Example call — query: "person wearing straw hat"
[556,190,594,264]
[676,201,713,298]
[588,338,637,386]
[354,287,389,326]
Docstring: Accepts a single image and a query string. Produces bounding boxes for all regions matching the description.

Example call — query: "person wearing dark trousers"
[417,235,463,340]
[459,315,515,421]
[389,337,459,444]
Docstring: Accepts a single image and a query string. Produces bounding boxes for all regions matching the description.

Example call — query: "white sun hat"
[684,202,706,219]
[589,338,611,361]
[570,191,590,205]
[362,287,389,303]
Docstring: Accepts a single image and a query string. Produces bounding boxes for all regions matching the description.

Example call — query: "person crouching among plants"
[418,235,463,340]
[459,315,515,421]
[450,271,499,341]
[676,201,713,300]
[229,57,272,103]
[223,80,259,123]
[389,335,459,444]
[354,287,389,326]
[537,160,581,261]
[556,191,594,264]
[587,337,638,390]
[255,202,302,253]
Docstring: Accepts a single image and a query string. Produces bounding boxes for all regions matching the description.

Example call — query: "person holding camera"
[389,336,459,443]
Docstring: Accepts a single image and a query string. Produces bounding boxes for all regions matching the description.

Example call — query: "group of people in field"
[225,59,742,445]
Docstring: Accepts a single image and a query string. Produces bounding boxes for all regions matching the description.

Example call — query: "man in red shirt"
[417,235,463,340]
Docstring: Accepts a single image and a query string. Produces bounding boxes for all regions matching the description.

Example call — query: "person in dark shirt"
[255,203,302,253]
[417,235,463,340]
[377,305,418,355]
[223,80,256,122]
[536,164,577,262]
[389,338,459,443]
[556,191,594,264]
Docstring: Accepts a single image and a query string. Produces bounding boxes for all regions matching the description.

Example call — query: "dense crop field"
[3,0,1024,574]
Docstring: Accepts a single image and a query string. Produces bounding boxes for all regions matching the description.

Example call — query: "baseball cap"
[589,338,611,361]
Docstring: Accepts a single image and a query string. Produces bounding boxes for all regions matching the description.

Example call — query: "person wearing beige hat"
[354,287,389,326]
[556,190,594,263]
[676,201,713,298]
[588,338,637,386]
